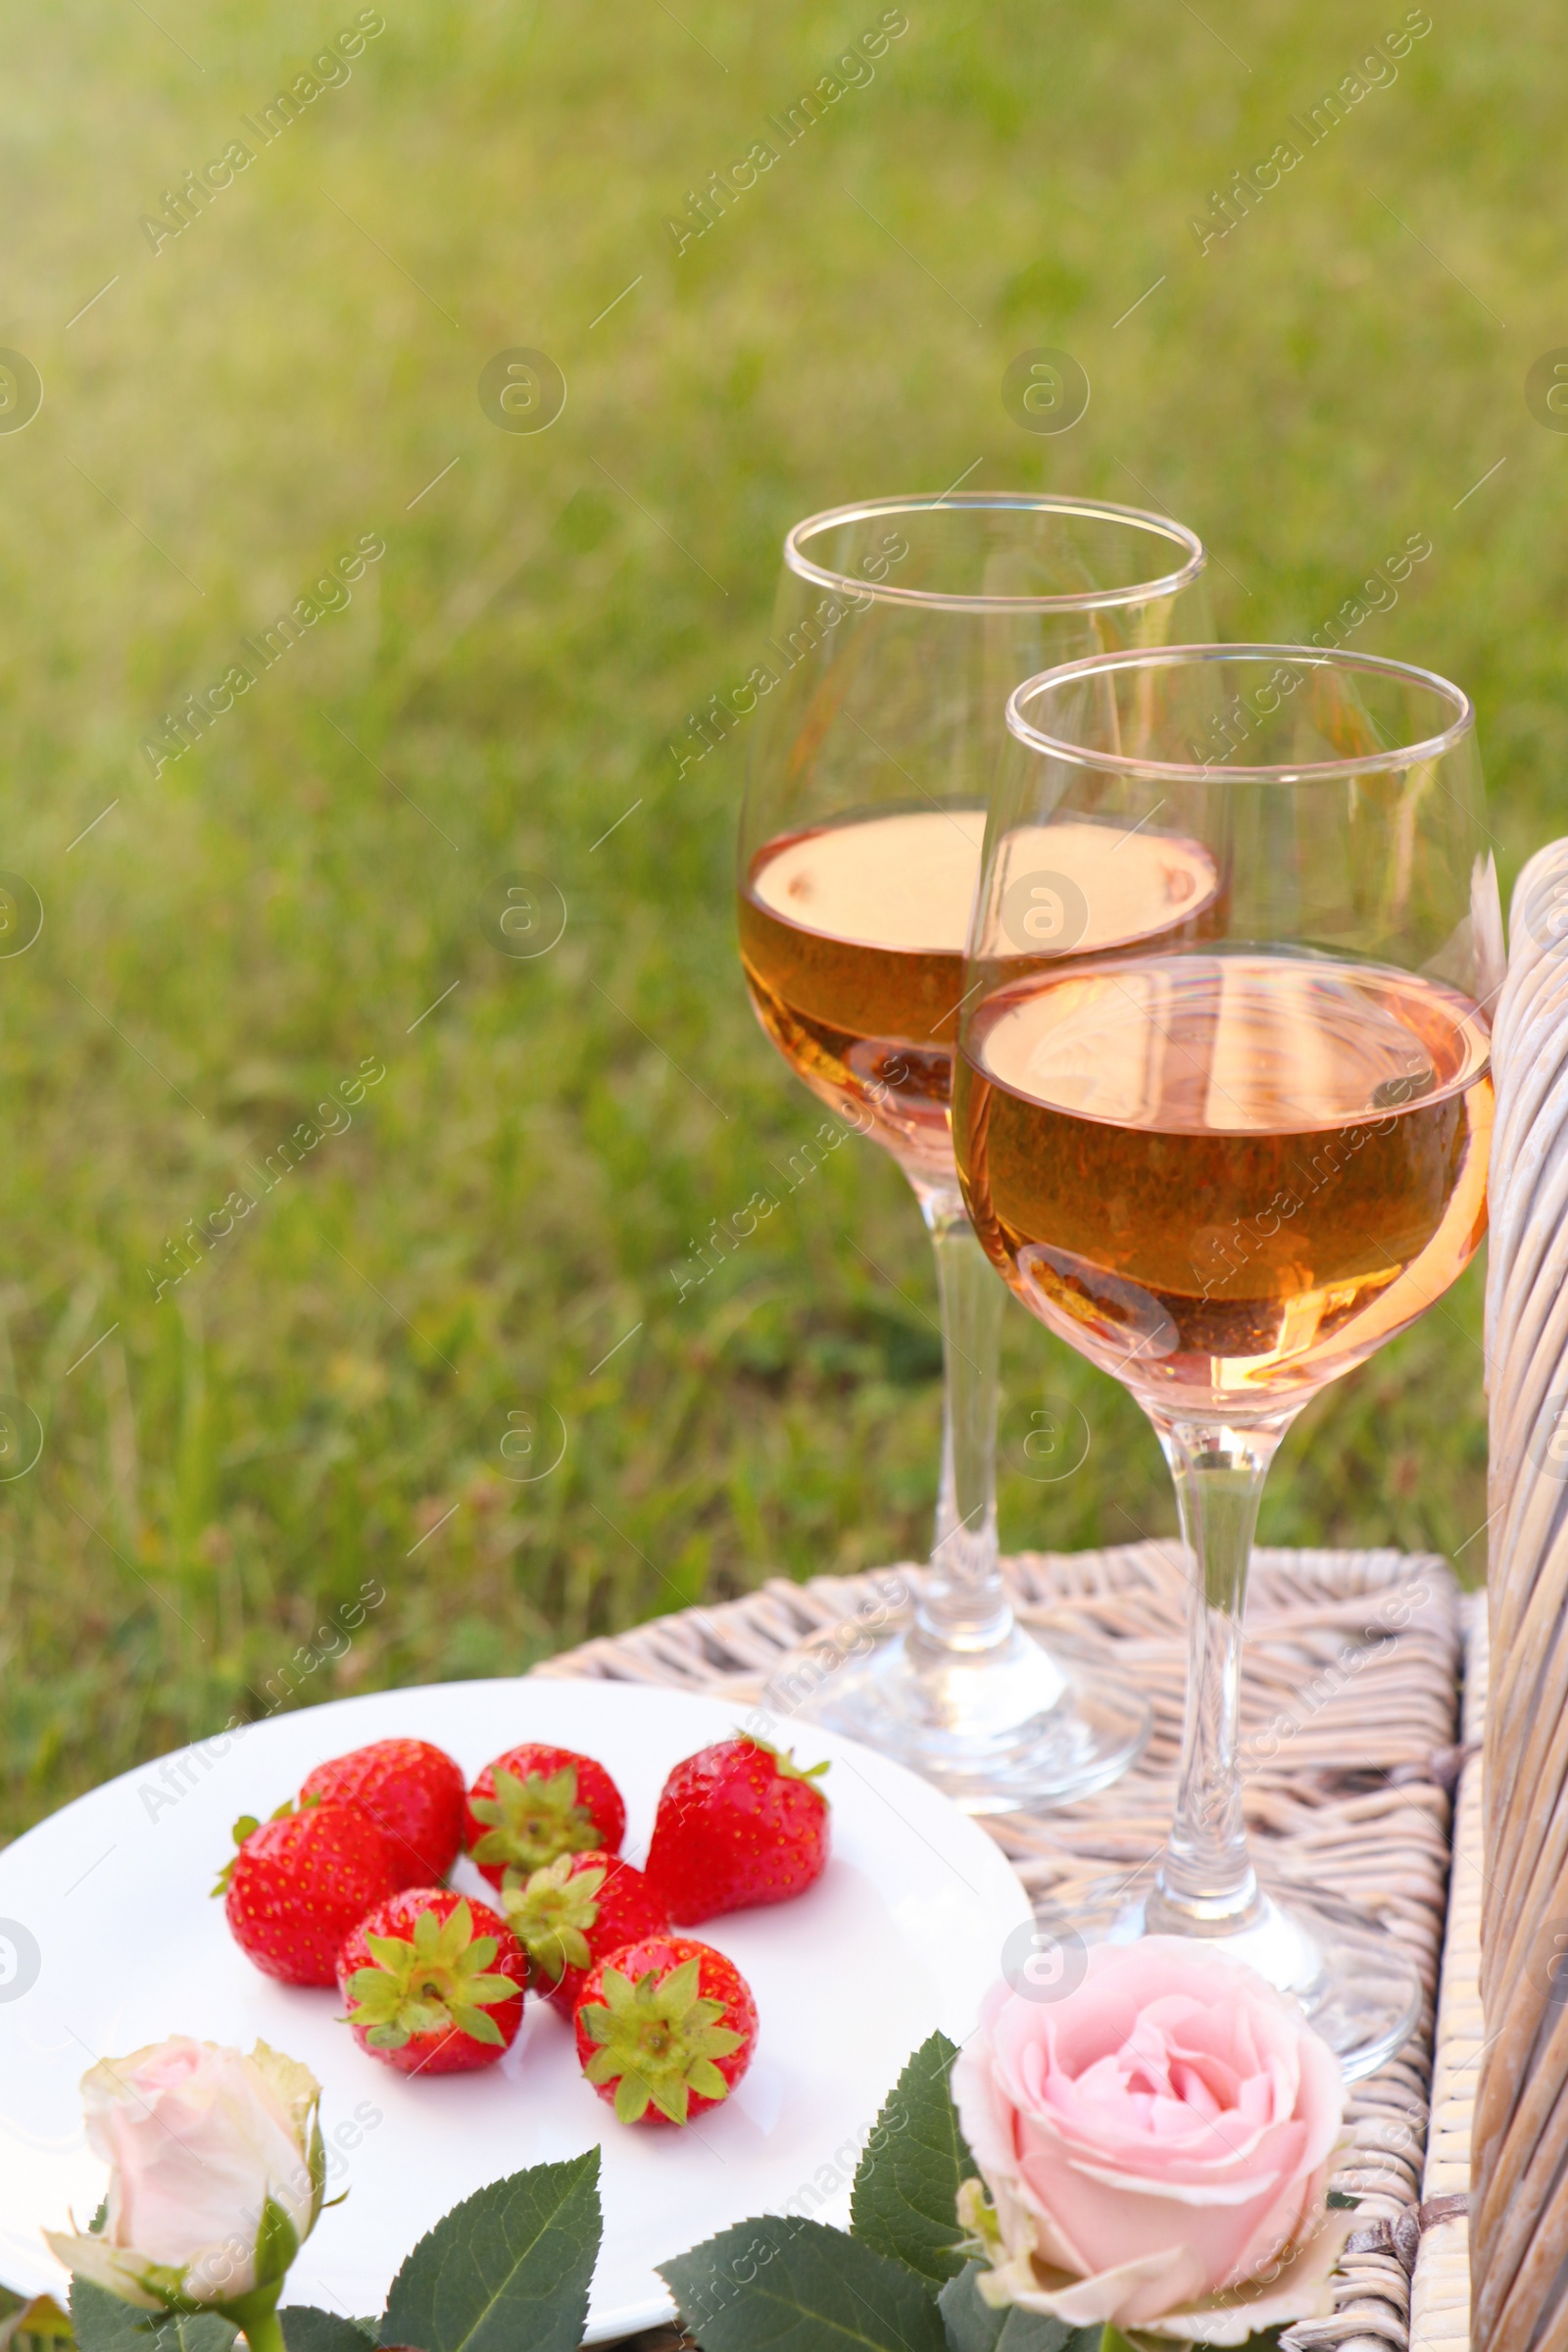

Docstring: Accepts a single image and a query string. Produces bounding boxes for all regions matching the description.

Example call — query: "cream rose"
[45,2038,322,2320]
[952,1937,1352,2343]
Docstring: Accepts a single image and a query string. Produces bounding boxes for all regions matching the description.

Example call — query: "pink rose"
[952,1937,1352,2343]
[46,2038,322,2310]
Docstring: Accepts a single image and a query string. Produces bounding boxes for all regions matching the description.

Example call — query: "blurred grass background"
[0,0,1550,1840]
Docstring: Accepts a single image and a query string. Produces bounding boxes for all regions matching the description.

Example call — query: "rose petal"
[1138,2208,1358,2342]
[991,2241,1212,2328]
[41,2232,165,2311]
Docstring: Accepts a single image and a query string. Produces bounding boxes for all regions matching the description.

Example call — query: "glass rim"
[782,492,1207,613]
[1004,642,1476,782]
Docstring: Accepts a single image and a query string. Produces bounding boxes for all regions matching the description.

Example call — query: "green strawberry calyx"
[579,1956,746,2125]
[341,1899,519,2052]
[501,1853,603,1990]
[735,1732,831,1797]
[469,1763,597,1872]
[209,1795,318,1897]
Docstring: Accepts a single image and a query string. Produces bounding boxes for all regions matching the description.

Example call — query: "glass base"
[761,1616,1151,1815]
[1066,1873,1422,2082]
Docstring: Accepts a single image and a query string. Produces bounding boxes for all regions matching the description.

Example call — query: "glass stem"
[912,1183,1010,1651]
[1147,1416,1289,1932]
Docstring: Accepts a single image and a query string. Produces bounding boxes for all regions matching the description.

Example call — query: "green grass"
[0,0,1553,1839]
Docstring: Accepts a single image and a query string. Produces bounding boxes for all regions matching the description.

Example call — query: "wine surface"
[956,952,1493,1413]
[740,809,1217,1179]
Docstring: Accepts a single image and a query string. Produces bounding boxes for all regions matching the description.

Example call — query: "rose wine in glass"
[740,809,1220,1176]
[963,954,1492,1406]
[956,644,1502,2071]
[738,494,1213,1812]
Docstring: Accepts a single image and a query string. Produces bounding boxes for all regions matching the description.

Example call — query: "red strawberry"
[501,1849,670,2018]
[337,1888,526,2075]
[574,1935,757,2126]
[218,1800,399,1986]
[465,1744,626,1889]
[646,1736,830,1923]
[301,1739,465,1889]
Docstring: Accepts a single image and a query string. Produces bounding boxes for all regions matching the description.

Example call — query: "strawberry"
[301,1738,465,1889]
[646,1735,830,1923]
[574,1935,757,2126]
[501,1849,670,2018]
[338,1889,526,2075]
[465,1744,626,1888]
[218,1799,399,1986]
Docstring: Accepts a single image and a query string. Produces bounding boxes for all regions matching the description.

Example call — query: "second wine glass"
[955,643,1499,2069]
[740,493,1213,1811]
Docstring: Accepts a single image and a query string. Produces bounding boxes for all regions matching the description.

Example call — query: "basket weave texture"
[1471,838,1568,2352]
[542,1541,1472,2352]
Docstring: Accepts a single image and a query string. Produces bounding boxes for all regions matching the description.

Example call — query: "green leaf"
[70,2282,236,2352]
[253,2197,303,2295]
[613,2072,655,2124]
[447,2004,506,2045]
[278,2311,376,2352]
[307,2117,327,2233]
[660,2214,948,2352]
[0,2288,73,2352]
[1325,2190,1360,2210]
[365,1934,415,1971]
[935,2267,1003,2352]
[936,2265,1096,2352]
[463,1976,523,2009]
[851,2033,976,2285]
[379,2151,601,2352]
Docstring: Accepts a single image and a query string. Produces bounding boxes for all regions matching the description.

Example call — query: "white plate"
[0,1679,1027,2341]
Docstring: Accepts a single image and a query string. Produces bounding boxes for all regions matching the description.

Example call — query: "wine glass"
[739,493,1215,1812]
[955,642,1500,2074]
